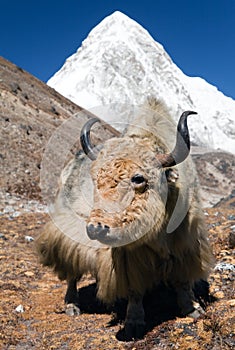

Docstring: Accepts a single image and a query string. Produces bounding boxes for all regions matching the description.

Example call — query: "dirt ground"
[0,206,234,350]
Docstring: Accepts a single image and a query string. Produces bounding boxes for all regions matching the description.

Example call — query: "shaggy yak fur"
[36,98,214,339]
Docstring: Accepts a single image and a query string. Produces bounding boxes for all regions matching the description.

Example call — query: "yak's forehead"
[95,158,141,195]
[102,137,157,157]
[89,137,163,206]
[91,137,159,177]
[91,156,143,203]
[98,158,140,178]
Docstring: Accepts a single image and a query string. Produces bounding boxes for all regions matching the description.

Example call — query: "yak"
[36,98,214,339]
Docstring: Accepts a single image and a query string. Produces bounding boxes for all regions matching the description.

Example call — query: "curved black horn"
[80,117,100,160]
[156,111,197,168]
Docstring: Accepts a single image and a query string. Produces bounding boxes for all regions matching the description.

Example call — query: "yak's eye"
[131,174,148,193]
[131,174,146,184]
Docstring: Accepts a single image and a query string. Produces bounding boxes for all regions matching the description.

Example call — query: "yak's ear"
[165,168,179,183]
[156,111,197,168]
[80,118,100,161]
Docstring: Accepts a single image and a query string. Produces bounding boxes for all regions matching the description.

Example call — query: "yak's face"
[80,110,194,246]
[86,138,168,246]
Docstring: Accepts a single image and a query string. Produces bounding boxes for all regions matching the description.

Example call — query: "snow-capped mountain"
[48,11,235,153]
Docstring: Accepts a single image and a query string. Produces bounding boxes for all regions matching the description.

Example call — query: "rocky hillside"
[192,149,235,207]
[0,57,118,202]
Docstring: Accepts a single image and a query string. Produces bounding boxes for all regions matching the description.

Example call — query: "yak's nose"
[86,222,110,240]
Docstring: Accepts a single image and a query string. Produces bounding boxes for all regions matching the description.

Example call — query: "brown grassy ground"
[0,207,234,349]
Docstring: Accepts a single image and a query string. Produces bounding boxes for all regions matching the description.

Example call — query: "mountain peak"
[97,11,141,28]
[105,10,133,21]
[86,10,155,46]
[48,14,235,153]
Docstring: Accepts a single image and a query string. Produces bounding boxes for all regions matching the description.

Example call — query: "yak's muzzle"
[86,222,110,241]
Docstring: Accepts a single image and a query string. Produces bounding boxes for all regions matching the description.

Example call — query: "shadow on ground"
[73,280,216,341]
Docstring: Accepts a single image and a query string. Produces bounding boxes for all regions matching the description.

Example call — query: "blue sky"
[1,0,234,99]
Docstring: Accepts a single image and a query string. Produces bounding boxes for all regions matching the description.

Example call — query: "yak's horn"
[80,117,100,160]
[156,111,197,168]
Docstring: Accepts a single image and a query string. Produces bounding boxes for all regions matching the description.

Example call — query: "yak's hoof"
[124,320,145,340]
[65,303,81,316]
[188,302,205,319]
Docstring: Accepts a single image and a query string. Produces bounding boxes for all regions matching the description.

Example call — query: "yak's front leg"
[124,292,145,339]
[64,278,81,316]
[175,282,205,319]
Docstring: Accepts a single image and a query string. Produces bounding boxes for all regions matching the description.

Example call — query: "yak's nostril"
[86,223,110,240]
[86,224,96,239]
[101,225,110,235]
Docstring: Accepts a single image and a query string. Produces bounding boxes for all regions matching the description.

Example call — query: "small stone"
[215,262,235,272]
[25,235,34,242]
[0,233,7,241]
[3,206,14,213]
[11,211,20,218]
[184,336,194,341]
[15,304,24,313]
[24,271,34,277]
[227,299,235,307]
[213,291,224,299]
[8,199,16,205]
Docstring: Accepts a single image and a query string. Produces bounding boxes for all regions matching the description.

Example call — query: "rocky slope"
[192,149,235,207]
[0,57,117,203]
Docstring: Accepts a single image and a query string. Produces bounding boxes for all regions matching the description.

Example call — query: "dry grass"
[0,208,234,349]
